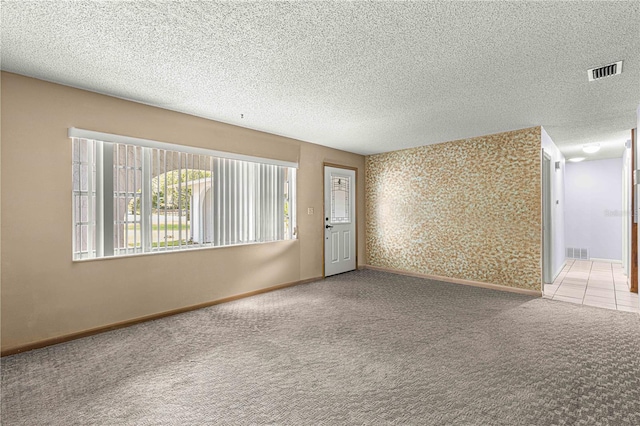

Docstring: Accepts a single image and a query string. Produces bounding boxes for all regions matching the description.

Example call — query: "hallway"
[544,260,639,312]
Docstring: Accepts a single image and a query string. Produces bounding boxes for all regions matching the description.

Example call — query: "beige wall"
[366,127,542,291]
[0,72,366,351]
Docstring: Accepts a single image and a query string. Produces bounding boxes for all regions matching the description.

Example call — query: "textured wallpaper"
[366,127,542,291]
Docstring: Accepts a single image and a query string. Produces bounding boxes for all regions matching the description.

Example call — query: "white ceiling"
[2,1,639,160]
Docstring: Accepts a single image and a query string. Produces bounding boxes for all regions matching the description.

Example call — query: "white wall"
[621,141,631,276]
[565,158,623,261]
[541,127,566,279]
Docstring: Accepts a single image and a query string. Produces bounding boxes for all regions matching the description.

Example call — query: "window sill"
[72,238,298,263]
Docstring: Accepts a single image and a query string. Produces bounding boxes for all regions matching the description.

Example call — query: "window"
[330,175,351,223]
[71,129,297,260]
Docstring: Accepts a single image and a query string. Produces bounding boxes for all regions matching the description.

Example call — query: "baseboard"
[589,258,622,264]
[364,265,542,297]
[1,276,323,357]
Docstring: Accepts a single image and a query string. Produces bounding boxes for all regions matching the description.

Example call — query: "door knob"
[325,224,333,229]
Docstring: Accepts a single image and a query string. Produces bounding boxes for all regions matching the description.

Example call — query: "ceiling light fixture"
[582,144,600,154]
[568,157,585,163]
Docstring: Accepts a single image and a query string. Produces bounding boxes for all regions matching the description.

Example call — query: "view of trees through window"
[126,170,212,249]
[72,136,296,260]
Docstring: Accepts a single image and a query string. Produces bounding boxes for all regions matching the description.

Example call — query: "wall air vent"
[587,61,622,81]
[566,247,590,260]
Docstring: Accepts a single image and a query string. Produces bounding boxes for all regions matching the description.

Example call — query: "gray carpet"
[2,269,640,425]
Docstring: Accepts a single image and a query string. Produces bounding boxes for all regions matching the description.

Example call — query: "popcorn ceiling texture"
[2,2,638,158]
[366,127,542,291]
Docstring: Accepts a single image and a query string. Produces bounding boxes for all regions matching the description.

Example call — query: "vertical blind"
[72,133,297,260]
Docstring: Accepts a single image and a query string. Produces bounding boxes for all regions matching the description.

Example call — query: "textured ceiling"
[2,1,639,159]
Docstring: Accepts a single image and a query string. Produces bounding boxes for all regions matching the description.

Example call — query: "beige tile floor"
[543,259,640,312]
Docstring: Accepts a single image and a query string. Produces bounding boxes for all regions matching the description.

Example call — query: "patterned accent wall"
[366,127,542,291]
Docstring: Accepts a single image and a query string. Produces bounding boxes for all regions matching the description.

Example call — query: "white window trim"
[68,128,298,169]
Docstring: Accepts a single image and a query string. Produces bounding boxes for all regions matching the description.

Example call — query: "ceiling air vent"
[588,61,622,81]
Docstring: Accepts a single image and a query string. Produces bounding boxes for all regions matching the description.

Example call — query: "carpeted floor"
[2,269,640,425]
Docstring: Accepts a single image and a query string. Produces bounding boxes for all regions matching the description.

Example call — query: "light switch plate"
[307,207,314,215]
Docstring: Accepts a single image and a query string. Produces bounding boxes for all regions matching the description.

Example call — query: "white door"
[324,166,356,276]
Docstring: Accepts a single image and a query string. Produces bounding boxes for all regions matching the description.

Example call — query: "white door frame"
[542,151,553,285]
[622,143,631,277]
[323,163,357,277]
